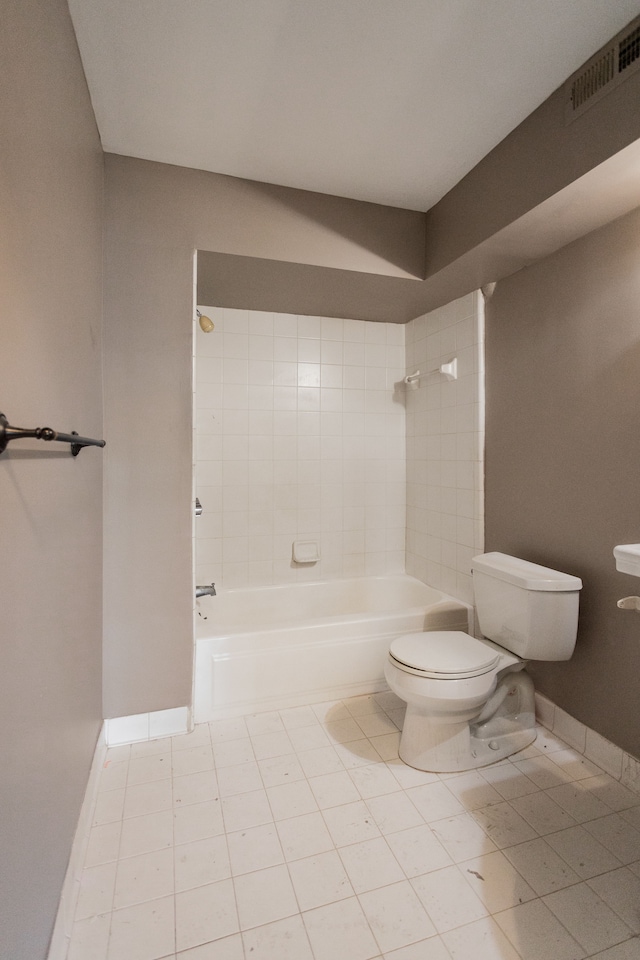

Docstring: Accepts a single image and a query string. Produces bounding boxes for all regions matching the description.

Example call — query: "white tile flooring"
[68,692,640,960]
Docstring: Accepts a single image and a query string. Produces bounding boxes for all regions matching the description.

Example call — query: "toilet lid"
[389,631,501,679]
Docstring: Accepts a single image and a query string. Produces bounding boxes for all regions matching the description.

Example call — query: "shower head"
[197,309,214,333]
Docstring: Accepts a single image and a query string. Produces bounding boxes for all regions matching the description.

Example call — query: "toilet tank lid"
[472,552,582,592]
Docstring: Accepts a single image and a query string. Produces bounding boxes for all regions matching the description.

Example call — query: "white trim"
[104,706,190,746]
[47,725,107,960]
[535,692,640,794]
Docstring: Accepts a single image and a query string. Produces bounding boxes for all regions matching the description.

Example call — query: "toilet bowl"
[386,553,582,773]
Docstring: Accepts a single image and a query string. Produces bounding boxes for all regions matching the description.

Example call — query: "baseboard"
[535,692,640,795]
[47,724,107,960]
[104,705,191,746]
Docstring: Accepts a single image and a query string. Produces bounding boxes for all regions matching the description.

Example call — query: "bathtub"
[193,575,470,721]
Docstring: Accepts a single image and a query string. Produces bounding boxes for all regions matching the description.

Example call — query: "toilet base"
[398,671,537,773]
[399,710,536,772]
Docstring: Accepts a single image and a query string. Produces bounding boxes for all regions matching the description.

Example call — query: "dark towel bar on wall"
[0,412,105,457]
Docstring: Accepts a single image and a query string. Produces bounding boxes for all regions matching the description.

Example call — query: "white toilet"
[385,552,582,773]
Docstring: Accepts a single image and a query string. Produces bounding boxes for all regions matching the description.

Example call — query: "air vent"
[565,14,640,123]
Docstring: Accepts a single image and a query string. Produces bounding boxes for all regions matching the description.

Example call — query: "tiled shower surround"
[195,309,407,588]
[194,292,483,595]
[405,292,484,604]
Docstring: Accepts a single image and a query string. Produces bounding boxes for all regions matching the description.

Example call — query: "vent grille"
[565,15,640,122]
[619,23,640,72]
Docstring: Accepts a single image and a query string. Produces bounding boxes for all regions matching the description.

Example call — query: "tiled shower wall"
[194,308,406,589]
[405,291,484,605]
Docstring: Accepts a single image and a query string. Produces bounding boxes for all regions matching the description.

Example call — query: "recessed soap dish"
[292,540,320,564]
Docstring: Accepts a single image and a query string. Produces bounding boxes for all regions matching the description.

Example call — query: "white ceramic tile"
[123,779,173,820]
[266,780,319,820]
[114,847,174,909]
[620,805,640,831]
[68,913,111,960]
[85,820,122,867]
[174,835,231,891]
[175,880,239,952]
[245,712,285,737]
[543,882,632,954]
[227,822,284,875]
[585,942,640,960]
[442,915,522,960]
[234,863,298,929]
[108,896,176,960]
[510,791,576,834]
[257,753,305,787]
[545,824,623,878]
[119,810,174,860]
[275,811,334,861]
[584,730,624,780]
[334,738,382,768]
[583,775,640,812]
[172,746,214,778]
[322,799,382,847]
[127,752,172,786]
[547,748,603,781]
[209,717,249,743]
[171,725,212,752]
[338,836,405,892]
[297,745,344,778]
[460,849,537,912]
[250,730,294,760]
[92,787,125,826]
[361,880,437,954]
[173,799,224,845]
[303,896,381,960]
[502,837,582,895]
[440,772,503,811]
[382,938,451,960]
[365,791,424,835]
[588,866,640,933]
[75,861,117,920]
[173,771,218,807]
[494,898,585,960]
[217,761,263,798]
[309,770,362,808]
[513,755,574,790]
[411,865,488,933]
[288,849,354,910]
[106,714,149,746]
[471,800,538,849]
[241,915,314,960]
[584,814,640,864]
[430,812,497,863]
[221,789,273,832]
[545,781,613,823]
[287,724,331,752]
[350,763,404,800]
[99,760,129,792]
[385,823,452,877]
[150,707,190,739]
[177,934,244,959]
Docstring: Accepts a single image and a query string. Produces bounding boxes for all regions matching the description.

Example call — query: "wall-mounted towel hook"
[0,412,105,456]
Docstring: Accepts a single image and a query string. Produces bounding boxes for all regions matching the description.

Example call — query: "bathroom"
[4,2,640,959]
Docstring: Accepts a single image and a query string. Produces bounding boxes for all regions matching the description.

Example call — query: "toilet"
[385,552,582,773]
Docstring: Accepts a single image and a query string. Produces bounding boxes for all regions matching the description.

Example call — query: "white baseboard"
[535,692,640,795]
[47,725,107,960]
[104,705,191,746]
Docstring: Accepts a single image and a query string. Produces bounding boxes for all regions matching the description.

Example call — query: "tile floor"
[68,692,640,960]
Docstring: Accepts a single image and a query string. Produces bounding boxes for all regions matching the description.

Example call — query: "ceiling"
[68,0,640,212]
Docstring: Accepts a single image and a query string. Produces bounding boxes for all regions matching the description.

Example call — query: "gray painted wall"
[0,0,104,956]
[485,205,640,759]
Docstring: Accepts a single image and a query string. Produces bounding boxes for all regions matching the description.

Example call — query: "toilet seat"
[389,631,501,680]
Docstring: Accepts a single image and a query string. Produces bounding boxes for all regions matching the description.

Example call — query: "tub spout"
[196,583,216,598]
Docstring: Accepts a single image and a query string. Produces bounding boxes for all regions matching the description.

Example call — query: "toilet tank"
[471,553,582,661]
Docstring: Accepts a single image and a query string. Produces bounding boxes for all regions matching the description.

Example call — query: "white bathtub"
[193,575,470,721]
